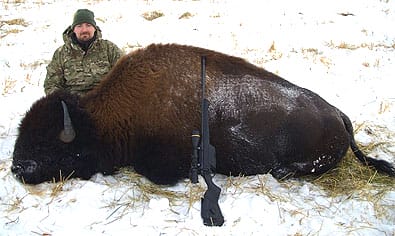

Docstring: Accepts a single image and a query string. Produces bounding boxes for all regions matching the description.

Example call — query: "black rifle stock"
[190,56,224,226]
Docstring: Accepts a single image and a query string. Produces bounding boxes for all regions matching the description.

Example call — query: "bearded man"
[44,9,123,96]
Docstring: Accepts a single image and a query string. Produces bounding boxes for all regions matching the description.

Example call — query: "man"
[44,9,123,96]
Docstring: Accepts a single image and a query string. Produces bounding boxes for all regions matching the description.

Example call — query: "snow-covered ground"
[1,0,394,235]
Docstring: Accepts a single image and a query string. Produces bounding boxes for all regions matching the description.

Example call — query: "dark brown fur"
[11,44,395,184]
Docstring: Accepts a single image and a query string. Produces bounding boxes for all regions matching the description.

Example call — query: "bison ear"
[59,100,76,143]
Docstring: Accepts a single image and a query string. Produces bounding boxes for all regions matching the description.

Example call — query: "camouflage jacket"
[44,26,123,96]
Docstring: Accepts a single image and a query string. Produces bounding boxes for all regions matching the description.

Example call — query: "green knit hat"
[72,9,96,29]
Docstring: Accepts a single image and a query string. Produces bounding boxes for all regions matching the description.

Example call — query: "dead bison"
[11,43,395,184]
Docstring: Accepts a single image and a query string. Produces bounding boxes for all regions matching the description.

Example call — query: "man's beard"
[78,33,92,42]
[71,31,97,51]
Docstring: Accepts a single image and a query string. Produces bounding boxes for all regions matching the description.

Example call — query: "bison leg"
[133,135,190,185]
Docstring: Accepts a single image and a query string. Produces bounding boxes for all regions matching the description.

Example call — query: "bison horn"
[59,101,76,143]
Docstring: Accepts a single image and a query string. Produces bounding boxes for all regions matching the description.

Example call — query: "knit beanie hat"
[72,9,96,29]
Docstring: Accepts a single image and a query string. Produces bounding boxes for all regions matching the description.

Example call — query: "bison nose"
[11,160,38,176]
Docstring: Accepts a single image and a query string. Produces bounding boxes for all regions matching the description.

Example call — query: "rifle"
[190,56,225,226]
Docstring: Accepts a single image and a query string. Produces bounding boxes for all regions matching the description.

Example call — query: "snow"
[1,0,394,235]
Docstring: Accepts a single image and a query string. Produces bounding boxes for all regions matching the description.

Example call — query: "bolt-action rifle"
[190,56,224,226]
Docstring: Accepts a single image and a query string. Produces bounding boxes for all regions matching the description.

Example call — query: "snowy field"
[1,0,394,235]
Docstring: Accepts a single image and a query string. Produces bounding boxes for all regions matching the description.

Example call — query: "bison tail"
[340,110,395,177]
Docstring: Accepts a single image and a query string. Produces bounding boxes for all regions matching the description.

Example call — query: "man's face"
[73,23,96,42]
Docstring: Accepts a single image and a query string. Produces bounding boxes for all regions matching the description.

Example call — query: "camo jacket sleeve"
[44,47,65,95]
[106,40,123,67]
[44,39,123,96]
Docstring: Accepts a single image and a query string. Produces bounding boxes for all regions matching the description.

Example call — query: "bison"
[11,43,395,185]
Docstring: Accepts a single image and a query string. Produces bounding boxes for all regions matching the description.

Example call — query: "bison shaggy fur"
[11,43,395,185]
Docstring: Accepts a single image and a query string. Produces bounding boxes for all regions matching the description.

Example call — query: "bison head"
[11,91,105,184]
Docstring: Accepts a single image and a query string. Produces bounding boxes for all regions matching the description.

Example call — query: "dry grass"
[255,175,289,202]
[3,194,28,213]
[114,168,192,205]
[142,11,164,21]
[1,18,29,27]
[319,56,332,67]
[299,141,395,220]
[0,18,30,39]
[379,100,391,114]
[2,0,26,3]
[2,59,46,95]
[49,170,74,198]
[100,168,204,223]
[326,40,395,50]
[2,77,17,95]
[362,62,370,67]
[179,12,194,20]
[267,41,283,60]
[301,48,319,54]
[307,146,395,197]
